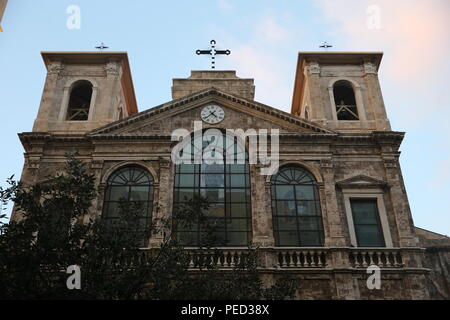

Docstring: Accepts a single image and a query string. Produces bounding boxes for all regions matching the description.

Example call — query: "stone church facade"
[13,51,449,299]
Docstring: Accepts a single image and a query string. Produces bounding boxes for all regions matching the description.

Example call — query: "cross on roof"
[196,40,231,69]
[95,42,109,51]
[319,42,333,51]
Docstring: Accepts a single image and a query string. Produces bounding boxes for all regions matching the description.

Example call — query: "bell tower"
[291,52,391,132]
[33,52,138,134]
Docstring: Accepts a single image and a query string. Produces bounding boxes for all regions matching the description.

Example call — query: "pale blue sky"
[0,0,449,235]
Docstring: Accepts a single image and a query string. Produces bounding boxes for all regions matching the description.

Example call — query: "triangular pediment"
[88,88,335,137]
[336,175,388,188]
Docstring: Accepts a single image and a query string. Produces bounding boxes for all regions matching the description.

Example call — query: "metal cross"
[196,40,231,69]
[95,42,109,51]
[319,42,333,51]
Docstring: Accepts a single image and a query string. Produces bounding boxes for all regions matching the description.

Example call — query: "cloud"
[316,0,450,126]
[228,44,291,110]
[217,0,233,12]
[317,0,450,82]
[256,17,290,43]
[219,16,294,111]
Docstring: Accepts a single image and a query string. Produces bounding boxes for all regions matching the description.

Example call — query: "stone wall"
[415,227,450,299]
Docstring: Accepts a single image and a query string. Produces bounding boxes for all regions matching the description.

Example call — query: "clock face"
[200,105,225,124]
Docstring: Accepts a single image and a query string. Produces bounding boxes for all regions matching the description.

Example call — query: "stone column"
[250,163,277,269]
[305,61,328,124]
[89,160,104,223]
[250,164,275,248]
[11,139,46,221]
[363,61,391,130]
[33,61,63,131]
[320,159,357,299]
[320,159,346,248]
[97,59,120,121]
[383,157,418,248]
[149,156,173,248]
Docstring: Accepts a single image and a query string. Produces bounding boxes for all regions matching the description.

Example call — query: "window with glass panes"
[173,132,251,247]
[103,166,154,246]
[271,166,324,247]
[350,198,385,247]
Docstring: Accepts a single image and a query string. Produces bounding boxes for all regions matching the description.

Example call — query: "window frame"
[333,80,359,121]
[342,190,393,248]
[350,198,385,247]
[102,165,154,247]
[327,78,367,122]
[271,166,325,247]
[58,78,98,122]
[172,132,252,247]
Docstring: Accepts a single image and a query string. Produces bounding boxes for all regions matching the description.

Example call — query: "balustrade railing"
[137,247,406,270]
[348,248,403,268]
[277,249,328,268]
[185,249,251,269]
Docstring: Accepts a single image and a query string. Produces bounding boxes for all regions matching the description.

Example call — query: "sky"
[0,0,449,235]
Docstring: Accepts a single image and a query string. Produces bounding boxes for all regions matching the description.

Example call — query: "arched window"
[67,80,93,121]
[173,131,251,247]
[333,80,359,120]
[103,166,154,246]
[271,166,324,247]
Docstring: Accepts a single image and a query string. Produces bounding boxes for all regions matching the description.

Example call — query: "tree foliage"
[0,155,297,300]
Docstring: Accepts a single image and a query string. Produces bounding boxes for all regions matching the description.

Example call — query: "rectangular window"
[350,198,385,247]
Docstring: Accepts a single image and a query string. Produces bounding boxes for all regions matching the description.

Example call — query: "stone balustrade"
[139,247,407,270]
[348,248,403,268]
[277,249,328,268]
[185,248,250,269]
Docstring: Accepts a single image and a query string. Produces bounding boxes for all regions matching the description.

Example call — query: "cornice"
[17,131,406,145]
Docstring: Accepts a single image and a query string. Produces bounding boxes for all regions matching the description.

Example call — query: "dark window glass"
[271,166,324,247]
[173,132,251,247]
[103,166,154,246]
[350,198,385,247]
[333,80,359,120]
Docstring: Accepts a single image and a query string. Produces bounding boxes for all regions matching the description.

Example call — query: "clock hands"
[206,110,219,122]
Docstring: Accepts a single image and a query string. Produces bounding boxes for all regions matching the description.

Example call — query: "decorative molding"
[320,159,333,169]
[105,61,119,75]
[305,61,320,75]
[47,61,64,75]
[159,157,171,169]
[27,159,41,170]
[91,160,104,170]
[383,159,398,169]
[265,160,324,184]
[336,174,388,189]
[364,62,378,75]
[101,161,159,184]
